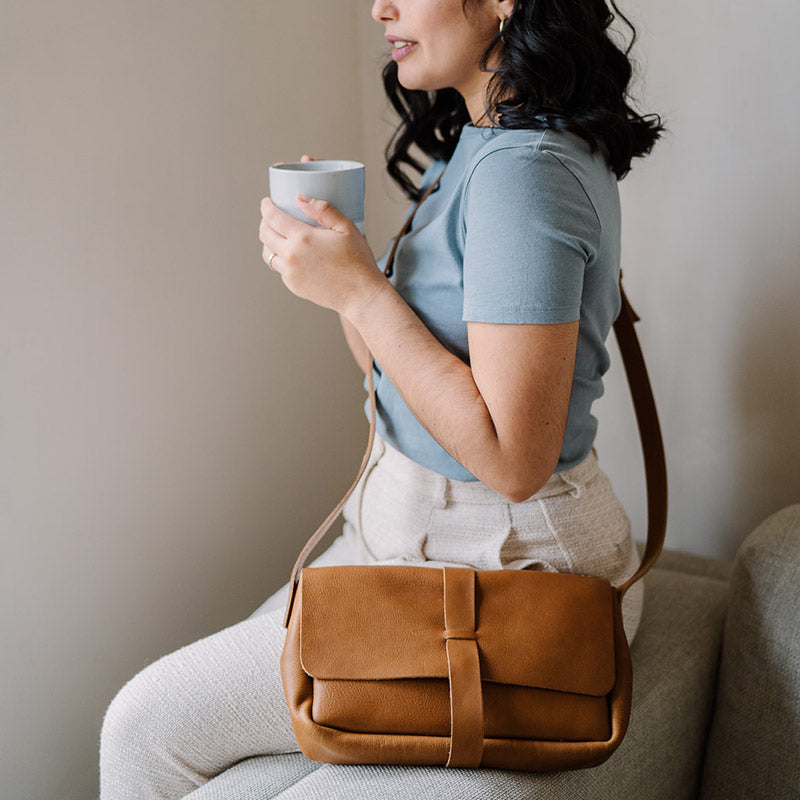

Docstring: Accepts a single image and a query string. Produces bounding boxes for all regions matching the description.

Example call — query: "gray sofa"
[185,505,800,799]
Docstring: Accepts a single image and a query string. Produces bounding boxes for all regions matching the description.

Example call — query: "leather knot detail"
[444,628,477,641]
[442,566,484,768]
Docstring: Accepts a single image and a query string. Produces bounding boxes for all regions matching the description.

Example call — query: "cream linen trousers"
[99,433,643,800]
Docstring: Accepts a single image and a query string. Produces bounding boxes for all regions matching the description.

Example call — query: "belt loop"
[437,475,449,509]
[557,471,582,499]
[555,450,600,499]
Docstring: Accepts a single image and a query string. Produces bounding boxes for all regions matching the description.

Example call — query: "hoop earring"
[499,16,507,41]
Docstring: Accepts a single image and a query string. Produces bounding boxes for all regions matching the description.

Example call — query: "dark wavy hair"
[383,0,664,199]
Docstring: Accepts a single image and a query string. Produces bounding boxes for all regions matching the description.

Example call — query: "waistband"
[368,433,600,507]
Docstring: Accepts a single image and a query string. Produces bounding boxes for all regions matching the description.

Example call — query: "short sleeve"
[462,147,601,324]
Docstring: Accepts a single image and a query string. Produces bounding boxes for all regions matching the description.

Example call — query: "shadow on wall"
[730,245,800,546]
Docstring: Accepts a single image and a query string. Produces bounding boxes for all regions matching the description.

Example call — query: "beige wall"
[1,1,798,798]
[592,0,800,559]
[1,2,377,798]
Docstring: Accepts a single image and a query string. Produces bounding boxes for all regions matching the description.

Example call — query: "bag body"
[281,564,632,771]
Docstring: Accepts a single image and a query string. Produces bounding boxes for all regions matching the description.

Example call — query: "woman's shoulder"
[461,126,616,213]
[465,126,607,179]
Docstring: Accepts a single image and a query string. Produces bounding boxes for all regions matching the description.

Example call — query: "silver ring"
[267,251,277,270]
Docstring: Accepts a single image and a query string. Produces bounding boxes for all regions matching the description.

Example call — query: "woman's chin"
[396,70,444,94]
[396,74,425,92]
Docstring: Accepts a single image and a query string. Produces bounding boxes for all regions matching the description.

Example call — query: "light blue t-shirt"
[364,124,622,481]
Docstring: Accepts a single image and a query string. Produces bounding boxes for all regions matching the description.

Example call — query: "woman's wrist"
[341,272,394,329]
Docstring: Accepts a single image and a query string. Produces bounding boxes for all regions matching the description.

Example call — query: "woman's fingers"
[258,219,283,251]
[272,156,320,166]
[258,206,290,271]
[260,234,287,273]
[296,195,352,234]
[260,197,312,238]
[262,244,280,270]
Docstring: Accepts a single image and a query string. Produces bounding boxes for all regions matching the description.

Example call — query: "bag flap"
[298,565,617,697]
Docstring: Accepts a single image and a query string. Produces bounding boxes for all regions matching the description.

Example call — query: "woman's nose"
[371,0,397,24]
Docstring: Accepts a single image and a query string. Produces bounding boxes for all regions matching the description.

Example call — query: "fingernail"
[297,193,311,203]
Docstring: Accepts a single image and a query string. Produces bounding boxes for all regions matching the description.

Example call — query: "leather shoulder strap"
[611,280,668,595]
[281,173,442,627]
[282,174,666,627]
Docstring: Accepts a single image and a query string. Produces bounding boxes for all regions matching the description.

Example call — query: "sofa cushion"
[699,505,800,800]
[639,543,733,583]
[185,565,728,799]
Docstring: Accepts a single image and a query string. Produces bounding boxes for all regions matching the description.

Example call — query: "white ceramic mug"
[269,160,365,233]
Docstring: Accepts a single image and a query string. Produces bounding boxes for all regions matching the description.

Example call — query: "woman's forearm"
[338,314,370,375]
[344,278,508,495]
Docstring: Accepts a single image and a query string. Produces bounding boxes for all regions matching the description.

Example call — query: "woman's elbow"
[496,466,554,504]
[502,483,542,505]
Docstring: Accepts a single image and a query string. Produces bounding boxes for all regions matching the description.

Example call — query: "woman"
[99,1,662,797]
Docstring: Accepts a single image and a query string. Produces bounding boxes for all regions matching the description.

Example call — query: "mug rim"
[270,160,364,174]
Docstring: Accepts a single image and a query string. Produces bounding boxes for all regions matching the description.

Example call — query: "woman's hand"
[259,192,386,320]
[260,154,385,319]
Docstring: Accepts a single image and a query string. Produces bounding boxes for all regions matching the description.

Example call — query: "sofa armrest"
[699,505,800,799]
[636,542,733,583]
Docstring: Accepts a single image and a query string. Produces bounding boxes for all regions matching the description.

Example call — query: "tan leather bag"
[279,176,667,772]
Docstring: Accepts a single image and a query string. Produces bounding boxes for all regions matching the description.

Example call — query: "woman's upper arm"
[467,319,579,501]
[461,148,601,499]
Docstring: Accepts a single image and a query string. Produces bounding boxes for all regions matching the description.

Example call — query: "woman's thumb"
[297,194,349,232]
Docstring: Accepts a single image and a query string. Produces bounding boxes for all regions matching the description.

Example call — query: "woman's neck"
[471,110,495,128]
[460,74,496,127]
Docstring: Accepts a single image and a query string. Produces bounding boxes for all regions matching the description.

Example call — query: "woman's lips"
[388,39,419,62]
